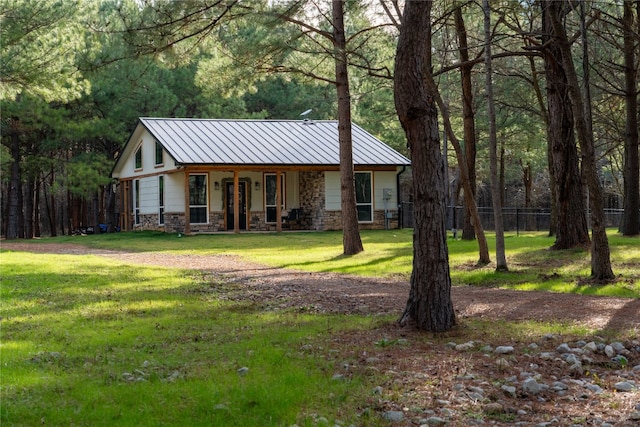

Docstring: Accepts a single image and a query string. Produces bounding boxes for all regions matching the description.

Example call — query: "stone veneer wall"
[137,214,161,231]
[322,210,398,231]
[299,171,325,231]
[161,212,224,233]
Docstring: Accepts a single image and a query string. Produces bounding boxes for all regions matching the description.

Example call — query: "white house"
[111,118,411,233]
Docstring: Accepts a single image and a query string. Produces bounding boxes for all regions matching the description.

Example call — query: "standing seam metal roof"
[139,118,410,166]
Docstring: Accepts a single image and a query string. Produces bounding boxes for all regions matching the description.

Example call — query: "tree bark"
[427,78,491,265]
[25,175,34,239]
[541,1,590,250]
[483,0,507,272]
[395,0,455,332]
[6,117,22,239]
[454,7,477,241]
[621,0,639,236]
[333,0,363,255]
[547,1,614,281]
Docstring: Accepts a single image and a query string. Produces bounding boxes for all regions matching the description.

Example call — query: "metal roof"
[139,118,410,166]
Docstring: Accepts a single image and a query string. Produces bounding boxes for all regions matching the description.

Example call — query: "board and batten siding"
[121,131,176,177]
[324,170,400,211]
[137,177,157,214]
[164,172,186,212]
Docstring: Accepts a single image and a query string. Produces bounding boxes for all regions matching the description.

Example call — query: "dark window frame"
[355,171,373,223]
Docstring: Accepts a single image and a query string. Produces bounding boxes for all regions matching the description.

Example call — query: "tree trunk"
[621,0,639,236]
[424,70,491,265]
[34,178,41,237]
[522,161,536,230]
[25,175,34,239]
[454,7,477,241]
[395,0,455,332]
[48,170,58,237]
[541,1,590,250]
[547,1,614,281]
[6,117,22,239]
[333,0,363,255]
[483,0,507,272]
[527,55,556,236]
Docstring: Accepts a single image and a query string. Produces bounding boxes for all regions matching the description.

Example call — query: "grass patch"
[15,229,640,298]
[1,252,386,426]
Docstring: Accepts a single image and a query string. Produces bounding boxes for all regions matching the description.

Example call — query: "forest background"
[1,0,638,242]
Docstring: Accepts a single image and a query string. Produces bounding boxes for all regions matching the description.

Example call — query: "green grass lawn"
[1,230,638,426]
[34,229,640,298]
[1,252,383,426]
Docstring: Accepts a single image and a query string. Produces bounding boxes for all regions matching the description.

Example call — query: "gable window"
[134,179,141,225]
[189,174,208,224]
[155,141,163,166]
[158,176,165,225]
[355,172,372,222]
[265,173,285,223]
[134,145,142,170]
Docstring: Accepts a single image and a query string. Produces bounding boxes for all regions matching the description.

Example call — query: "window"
[265,173,285,223]
[158,176,165,225]
[189,174,208,224]
[134,179,141,225]
[155,141,163,166]
[355,172,372,222]
[135,145,142,169]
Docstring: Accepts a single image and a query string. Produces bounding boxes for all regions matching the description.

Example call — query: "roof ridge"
[140,117,338,123]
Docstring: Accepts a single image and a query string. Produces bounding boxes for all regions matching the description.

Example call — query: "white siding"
[325,170,399,211]
[245,172,262,211]
[121,131,176,177]
[138,177,157,214]
[165,172,185,212]
[325,171,341,210]
[373,171,398,209]
[285,172,299,208]
[209,172,225,211]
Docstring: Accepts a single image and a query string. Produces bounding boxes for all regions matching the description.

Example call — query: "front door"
[226,181,247,230]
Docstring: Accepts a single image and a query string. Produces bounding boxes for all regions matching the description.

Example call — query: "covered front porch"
[181,166,309,234]
[118,165,401,234]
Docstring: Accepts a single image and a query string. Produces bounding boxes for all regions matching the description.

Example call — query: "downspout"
[396,165,407,229]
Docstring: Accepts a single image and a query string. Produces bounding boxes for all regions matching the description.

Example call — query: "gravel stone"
[382,411,404,422]
[604,345,616,358]
[522,377,542,395]
[613,381,634,392]
[495,346,515,354]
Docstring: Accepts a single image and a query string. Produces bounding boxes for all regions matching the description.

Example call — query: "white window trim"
[189,173,209,224]
[158,175,165,226]
[134,179,141,225]
[355,171,373,223]
[134,143,143,171]
[264,173,285,224]
[155,141,164,167]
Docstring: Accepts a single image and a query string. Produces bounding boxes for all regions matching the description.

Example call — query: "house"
[111,118,411,233]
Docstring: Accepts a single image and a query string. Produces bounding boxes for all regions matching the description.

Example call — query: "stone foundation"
[322,210,399,231]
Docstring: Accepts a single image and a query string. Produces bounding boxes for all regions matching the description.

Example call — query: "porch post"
[184,168,191,235]
[234,170,240,233]
[121,180,130,231]
[276,171,282,232]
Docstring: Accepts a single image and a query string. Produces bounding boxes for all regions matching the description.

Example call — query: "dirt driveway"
[3,242,638,332]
